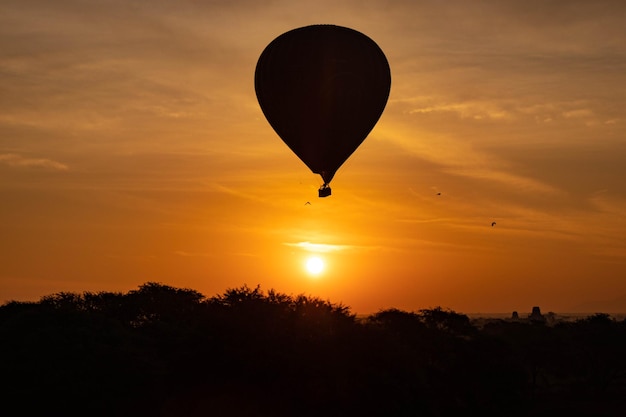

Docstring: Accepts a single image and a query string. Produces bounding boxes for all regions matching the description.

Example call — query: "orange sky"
[1,0,626,314]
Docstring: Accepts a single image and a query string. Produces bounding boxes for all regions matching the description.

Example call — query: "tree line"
[1,282,625,416]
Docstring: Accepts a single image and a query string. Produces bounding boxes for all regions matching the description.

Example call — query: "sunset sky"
[2,0,625,314]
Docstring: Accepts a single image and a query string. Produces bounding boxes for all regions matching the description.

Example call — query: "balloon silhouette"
[255,25,391,197]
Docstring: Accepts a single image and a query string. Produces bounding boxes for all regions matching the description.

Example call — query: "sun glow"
[305,256,325,276]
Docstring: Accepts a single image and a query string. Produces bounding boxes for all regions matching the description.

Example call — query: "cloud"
[174,250,260,258]
[0,153,68,171]
[588,191,626,218]
[400,96,608,127]
[443,167,562,194]
[406,100,514,121]
[283,241,354,253]
[562,109,594,119]
[174,251,212,258]
[378,126,562,195]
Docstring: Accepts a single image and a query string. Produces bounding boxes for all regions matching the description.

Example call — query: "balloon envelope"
[255,25,391,189]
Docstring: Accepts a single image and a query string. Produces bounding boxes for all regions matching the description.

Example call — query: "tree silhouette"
[1,283,625,416]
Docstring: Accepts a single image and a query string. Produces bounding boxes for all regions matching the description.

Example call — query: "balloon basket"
[318,185,332,198]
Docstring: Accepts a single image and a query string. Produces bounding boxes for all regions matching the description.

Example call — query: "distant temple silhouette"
[508,307,548,323]
[528,306,546,323]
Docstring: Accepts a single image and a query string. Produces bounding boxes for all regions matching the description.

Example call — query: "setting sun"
[305,256,325,276]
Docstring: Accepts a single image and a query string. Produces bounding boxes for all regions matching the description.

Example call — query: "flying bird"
[491,221,496,227]
[436,192,441,196]
[305,201,311,205]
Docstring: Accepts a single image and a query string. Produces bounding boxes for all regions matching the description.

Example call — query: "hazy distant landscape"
[2,282,625,417]
[467,311,626,323]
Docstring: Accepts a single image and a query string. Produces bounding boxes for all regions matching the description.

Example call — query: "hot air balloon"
[255,25,391,197]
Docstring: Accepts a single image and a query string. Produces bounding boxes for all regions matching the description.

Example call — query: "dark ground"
[2,283,625,416]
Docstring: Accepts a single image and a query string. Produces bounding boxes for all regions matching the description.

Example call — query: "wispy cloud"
[406,99,514,121]
[174,251,213,258]
[0,153,68,171]
[399,96,608,127]
[378,127,562,195]
[443,167,562,194]
[562,109,594,119]
[175,250,261,259]
[283,241,355,253]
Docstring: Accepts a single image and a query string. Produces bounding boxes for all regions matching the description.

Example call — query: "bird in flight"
[491,221,496,227]
[305,201,311,205]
